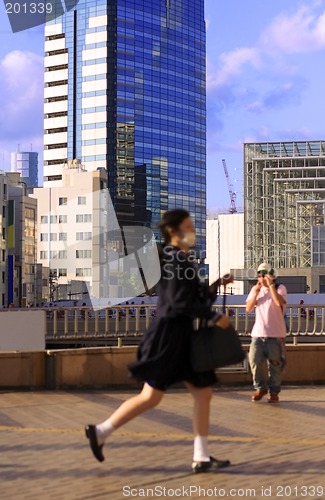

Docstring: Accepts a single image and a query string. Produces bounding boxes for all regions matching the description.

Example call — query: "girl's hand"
[221,273,234,286]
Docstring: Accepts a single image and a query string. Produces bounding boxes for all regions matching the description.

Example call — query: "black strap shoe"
[85,425,105,462]
[192,456,231,473]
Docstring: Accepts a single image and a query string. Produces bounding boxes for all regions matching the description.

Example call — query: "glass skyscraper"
[11,150,39,188]
[44,0,206,252]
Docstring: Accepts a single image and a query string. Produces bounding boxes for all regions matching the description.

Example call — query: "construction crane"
[222,159,237,214]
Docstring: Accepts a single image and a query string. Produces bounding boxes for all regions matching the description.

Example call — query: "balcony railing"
[36,304,325,346]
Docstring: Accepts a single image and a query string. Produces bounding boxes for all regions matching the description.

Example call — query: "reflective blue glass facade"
[45,0,206,253]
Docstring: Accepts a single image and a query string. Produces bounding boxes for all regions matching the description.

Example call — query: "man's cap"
[257,262,272,273]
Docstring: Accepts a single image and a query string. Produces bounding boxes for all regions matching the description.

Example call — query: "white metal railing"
[39,304,325,344]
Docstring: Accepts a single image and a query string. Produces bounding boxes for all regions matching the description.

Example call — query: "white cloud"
[207,47,261,91]
[260,5,325,54]
[246,101,264,114]
[0,50,44,140]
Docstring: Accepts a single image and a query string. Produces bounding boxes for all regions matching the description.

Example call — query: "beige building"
[32,163,120,301]
[206,213,244,294]
[6,173,38,307]
[0,172,8,307]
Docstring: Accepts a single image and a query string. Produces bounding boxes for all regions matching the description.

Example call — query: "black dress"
[128,246,221,391]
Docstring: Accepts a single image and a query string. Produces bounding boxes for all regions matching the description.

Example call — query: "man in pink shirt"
[246,263,287,403]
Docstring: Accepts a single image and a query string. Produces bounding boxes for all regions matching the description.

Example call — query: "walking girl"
[85,209,233,473]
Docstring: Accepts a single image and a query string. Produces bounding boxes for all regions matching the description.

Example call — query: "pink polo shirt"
[246,284,287,338]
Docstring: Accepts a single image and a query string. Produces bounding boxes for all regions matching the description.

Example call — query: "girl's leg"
[185,383,212,461]
[185,382,230,473]
[85,383,164,461]
[104,382,164,430]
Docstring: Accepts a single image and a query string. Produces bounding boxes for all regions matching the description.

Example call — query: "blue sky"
[1,0,325,212]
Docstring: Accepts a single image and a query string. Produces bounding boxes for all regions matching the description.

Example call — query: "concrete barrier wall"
[0,351,45,388]
[0,344,324,389]
[51,347,138,388]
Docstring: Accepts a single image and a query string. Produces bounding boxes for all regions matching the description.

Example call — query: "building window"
[58,250,67,259]
[2,250,5,262]
[46,33,65,41]
[25,207,35,219]
[40,251,48,259]
[40,233,48,242]
[58,268,67,277]
[46,143,68,150]
[50,251,58,259]
[46,48,68,56]
[76,268,92,277]
[59,197,67,205]
[76,250,92,258]
[76,232,92,240]
[59,233,67,241]
[45,80,68,89]
[50,215,57,223]
[78,196,86,205]
[50,233,57,241]
[41,216,48,224]
[76,214,92,222]
[2,271,5,284]
[2,227,5,239]
[46,63,68,72]
[2,206,5,219]
[59,215,67,223]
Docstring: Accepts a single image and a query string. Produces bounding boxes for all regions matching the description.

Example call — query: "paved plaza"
[0,386,324,499]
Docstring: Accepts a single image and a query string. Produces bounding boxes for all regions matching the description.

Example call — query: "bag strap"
[222,286,227,314]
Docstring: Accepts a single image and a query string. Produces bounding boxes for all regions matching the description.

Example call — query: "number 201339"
[6,3,53,14]
[276,485,324,497]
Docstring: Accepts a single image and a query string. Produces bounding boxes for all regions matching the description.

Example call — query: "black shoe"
[192,456,231,474]
[85,425,105,462]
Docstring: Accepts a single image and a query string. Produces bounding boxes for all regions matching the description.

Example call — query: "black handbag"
[190,291,246,372]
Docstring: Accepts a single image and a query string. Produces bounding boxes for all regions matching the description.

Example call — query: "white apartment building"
[32,164,117,300]
[206,213,244,294]
[44,18,110,186]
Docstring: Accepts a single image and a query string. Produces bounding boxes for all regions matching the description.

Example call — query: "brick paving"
[0,386,325,499]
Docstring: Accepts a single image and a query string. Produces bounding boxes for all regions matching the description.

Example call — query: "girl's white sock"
[95,419,115,445]
[193,435,210,462]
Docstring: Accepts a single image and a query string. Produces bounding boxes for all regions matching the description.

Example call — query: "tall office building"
[11,150,38,188]
[44,0,206,252]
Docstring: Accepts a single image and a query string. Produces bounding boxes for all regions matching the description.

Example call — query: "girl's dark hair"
[158,209,190,244]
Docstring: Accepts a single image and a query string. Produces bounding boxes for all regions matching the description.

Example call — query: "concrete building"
[11,150,38,188]
[6,173,38,307]
[234,140,325,293]
[206,214,244,294]
[36,264,50,305]
[43,0,207,253]
[0,172,8,307]
[31,164,120,301]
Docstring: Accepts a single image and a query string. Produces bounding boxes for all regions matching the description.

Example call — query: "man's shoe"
[251,389,268,402]
[85,425,105,462]
[192,456,231,474]
[268,393,279,403]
